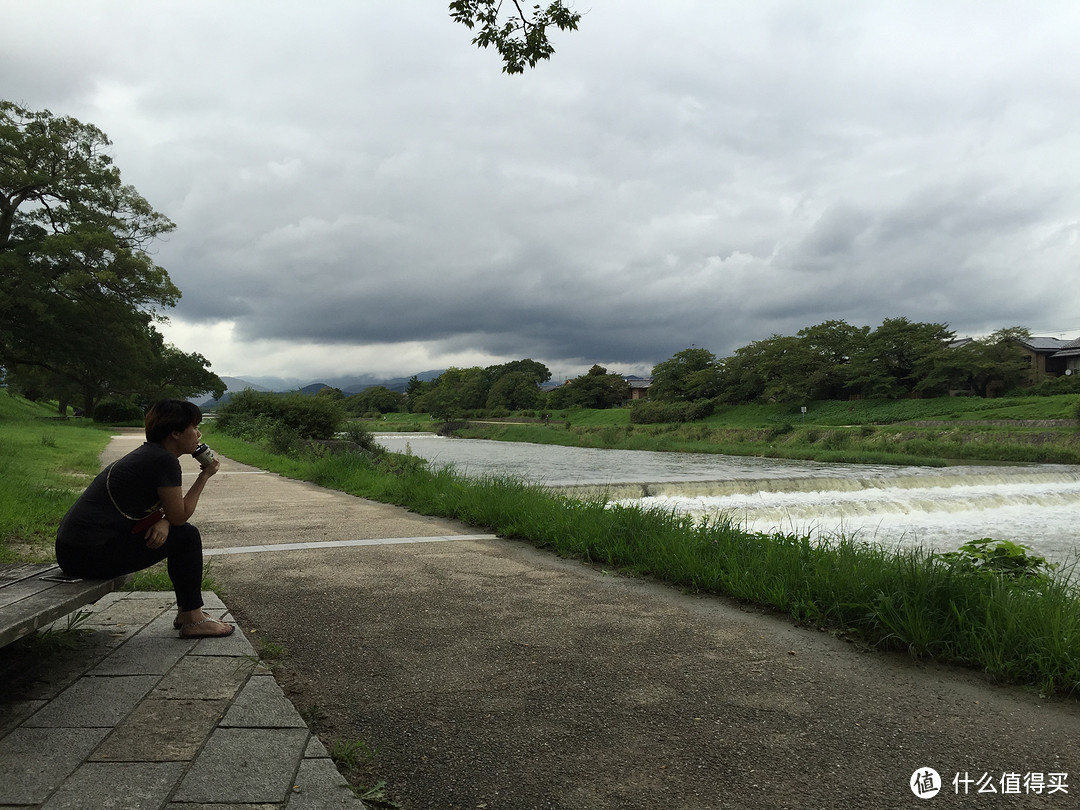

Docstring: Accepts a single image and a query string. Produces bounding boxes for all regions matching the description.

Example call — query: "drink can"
[193,443,216,467]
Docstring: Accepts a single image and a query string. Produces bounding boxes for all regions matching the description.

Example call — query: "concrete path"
[4,431,1080,809]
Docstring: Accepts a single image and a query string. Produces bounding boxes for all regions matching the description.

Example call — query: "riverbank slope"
[365,394,1080,465]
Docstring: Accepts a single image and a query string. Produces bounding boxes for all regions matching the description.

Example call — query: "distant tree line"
[645,319,1041,419]
[338,318,1059,422]
[0,100,224,417]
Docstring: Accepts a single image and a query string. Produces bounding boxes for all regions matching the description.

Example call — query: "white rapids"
[374,434,1080,564]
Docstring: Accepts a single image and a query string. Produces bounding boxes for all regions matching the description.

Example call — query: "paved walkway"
[0,432,381,809]
[0,588,365,809]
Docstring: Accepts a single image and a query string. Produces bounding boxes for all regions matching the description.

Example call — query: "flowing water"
[374,433,1080,564]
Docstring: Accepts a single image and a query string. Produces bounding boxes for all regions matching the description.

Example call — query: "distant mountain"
[343,370,444,394]
[219,376,272,393]
[225,375,306,391]
[196,369,447,407]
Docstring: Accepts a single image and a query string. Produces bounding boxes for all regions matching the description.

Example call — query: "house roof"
[1016,336,1074,353]
[1052,337,1080,358]
[626,378,653,389]
[1054,348,1080,358]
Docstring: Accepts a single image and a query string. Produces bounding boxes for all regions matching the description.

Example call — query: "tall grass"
[706,394,1080,426]
[0,395,111,561]
[206,428,1080,697]
[453,418,1080,465]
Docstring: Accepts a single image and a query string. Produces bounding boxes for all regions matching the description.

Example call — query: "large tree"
[794,320,870,401]
[549,365,630,409]
[416,366,492,420]
[486,371,543,411]
[717,335,805,404]
[346,385,406,415]
[0,100,221,413]
[844,317,955,399]
[650,347,723,402]
[450,0,581,74]
[951,327,1032,397]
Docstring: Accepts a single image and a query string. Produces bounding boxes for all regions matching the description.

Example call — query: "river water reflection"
[374,433,1080,564]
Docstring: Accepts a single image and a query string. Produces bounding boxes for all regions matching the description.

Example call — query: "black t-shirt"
[57,441,182,547]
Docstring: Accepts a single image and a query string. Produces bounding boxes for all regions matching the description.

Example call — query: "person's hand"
[199,458,221,479]
[144,518,170,549]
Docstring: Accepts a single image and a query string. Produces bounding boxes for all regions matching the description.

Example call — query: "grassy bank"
[206,426,1080,698]
[451,421,1080,465]
[0,393,111,563]
[361,395,1080,465]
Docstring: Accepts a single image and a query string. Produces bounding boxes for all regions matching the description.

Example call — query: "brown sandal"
[179,616,235,638]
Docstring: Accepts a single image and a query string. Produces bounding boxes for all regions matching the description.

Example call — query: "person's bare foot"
[177,611,234,638]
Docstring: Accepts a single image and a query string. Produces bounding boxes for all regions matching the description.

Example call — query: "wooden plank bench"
[0,563,129,648]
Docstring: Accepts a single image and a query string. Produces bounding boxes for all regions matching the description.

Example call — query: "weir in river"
[374,434,1080,565]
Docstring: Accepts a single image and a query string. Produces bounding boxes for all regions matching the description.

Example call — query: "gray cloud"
[4,0,1079,379]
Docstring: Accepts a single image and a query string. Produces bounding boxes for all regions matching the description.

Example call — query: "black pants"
[56,524,205,612]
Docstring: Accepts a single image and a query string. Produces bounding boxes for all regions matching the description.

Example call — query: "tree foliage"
[450,0,581,74]
[844,317,955,399]
[0,100,222,413]
[650,348,722,402]
[409,360,552,419]
[487,371,543,411]
[346,385,406,416]
[647,318,1036,408]
[217,389,344,441]
[950,327,1032,397]
[549,365,630,409]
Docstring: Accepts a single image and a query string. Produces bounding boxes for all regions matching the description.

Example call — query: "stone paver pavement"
[0,590,365,809]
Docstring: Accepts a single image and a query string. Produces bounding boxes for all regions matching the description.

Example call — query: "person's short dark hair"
[145,400,203,443]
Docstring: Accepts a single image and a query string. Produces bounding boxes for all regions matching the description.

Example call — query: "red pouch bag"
[131,508,166,535]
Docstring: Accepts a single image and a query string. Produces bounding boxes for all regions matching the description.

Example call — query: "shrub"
[218,390,344,441]
[630,399,717,425]
[92,400,144,423]
[935,539,1057,583]
[1010,375,1080,397]
[630,401,692,424]
[686,399,717,421]
[765,423,794,441]
[340,421,384,455]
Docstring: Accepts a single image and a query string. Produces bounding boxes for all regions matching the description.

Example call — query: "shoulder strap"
[105,462,138,521]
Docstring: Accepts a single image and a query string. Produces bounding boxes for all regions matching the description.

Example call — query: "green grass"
[705,394,1080,426]
[356,395,1080,465]
[445,399,1080,465]
[351,412,439,431]
[121,560,219,596]
[208,427,1080,697]
[0,392,114,562]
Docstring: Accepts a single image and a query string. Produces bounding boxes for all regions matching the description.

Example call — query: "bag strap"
[105,462,140,521]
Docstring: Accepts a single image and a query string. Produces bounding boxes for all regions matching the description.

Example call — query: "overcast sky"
[4,1,1079,385]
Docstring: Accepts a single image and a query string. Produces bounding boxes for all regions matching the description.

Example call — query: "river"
[374,433,1080,565]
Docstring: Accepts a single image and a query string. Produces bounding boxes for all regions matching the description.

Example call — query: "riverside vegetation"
[3,389,1079,696]
[372,393,1080,466]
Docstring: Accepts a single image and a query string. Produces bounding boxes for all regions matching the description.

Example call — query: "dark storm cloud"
[3,0,1079,378]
